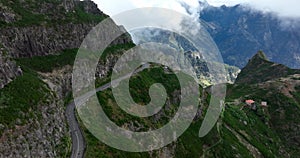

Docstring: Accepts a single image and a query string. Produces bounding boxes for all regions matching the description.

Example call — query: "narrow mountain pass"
[66,63,150,157]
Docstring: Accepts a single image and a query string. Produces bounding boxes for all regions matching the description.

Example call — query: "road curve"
[66,63,150,157]
[66,101,85,158]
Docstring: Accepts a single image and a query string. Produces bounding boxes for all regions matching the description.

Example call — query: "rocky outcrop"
[0,0,131,58]
[0,101,68,158]
[63,0,103,14]
[0,47,22,88]
[0,23,131,58]
[0,0,131,88]
[0,85,69,158]
[1,23,92,58]
[131,29,240,86]
[0,4,19,23]
[235,51,300,84]
[76,0,103,15]
[63,0,76,12]
[39,65,73,99]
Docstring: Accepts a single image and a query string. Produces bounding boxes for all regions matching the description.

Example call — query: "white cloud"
[206,0,300,18]
[94,0,300,19]
[93,0,136,16]
[94,0,193,16]
[206,0,247,6]
[246,0,300,18]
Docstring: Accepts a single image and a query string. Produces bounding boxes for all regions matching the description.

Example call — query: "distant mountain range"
[200,4,300,68]
[131,28,241,86]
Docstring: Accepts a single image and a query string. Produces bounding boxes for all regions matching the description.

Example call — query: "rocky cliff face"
[0,0,133,157]
[0,0,131,88]
[0,93,69,158]
[0,23,131,58]
[131,28,241,86]
[0,47,22,88]
[1,23,94,58]
[0,2,131,58]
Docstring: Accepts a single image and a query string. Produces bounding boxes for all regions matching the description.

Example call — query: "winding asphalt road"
[66,102,85,158]
[65,64,150,158]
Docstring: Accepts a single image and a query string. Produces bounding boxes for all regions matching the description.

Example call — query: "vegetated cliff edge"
[0,0,133,157]
[235,51,300,84]
[0,0,131,88]
[225,51,300,157]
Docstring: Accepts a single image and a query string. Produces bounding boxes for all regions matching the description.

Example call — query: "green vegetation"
[82,64,207,157]
[174,121,205,157]
[225,52,300,157]
[0,0,108,27]
[0,68,50,135]
[236,51,300,84]
[129,67,180,104]
[71,2,108,23]
[0,65,73,156]
[84,50,300,157]
[55,135,72,158]
[16,49,78,72]
[100,42,135,61]
[16,43,135,73]
[96,66,181,130]
[82,126,150,158]
[223,105,281,157]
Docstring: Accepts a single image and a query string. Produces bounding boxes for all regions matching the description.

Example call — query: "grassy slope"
[2,3,298,155]
[82,66,181,157]
[83,54,300,157]
[0,1,133,157]
[236,51,300,84]
[83,64,263,158]
[16,49,78,72]
[229,52,300,157]
[0,69,50,135]
[10,44,300,157]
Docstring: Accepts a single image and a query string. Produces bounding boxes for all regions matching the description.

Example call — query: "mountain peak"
[235,51,300,84]
[250,51,268,61]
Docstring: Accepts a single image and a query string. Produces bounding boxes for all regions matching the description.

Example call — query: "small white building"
[261,101,268,107]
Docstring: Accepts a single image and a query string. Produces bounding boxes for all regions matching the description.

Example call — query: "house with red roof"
[245,99,257,110]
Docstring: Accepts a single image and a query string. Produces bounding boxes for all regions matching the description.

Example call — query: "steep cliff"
[0,46,22,88]
[0,0,131,88]
[0,0,131,58]
[0,0,133,157]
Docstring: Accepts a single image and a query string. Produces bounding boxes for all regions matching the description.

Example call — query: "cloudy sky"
[94,0,300,19]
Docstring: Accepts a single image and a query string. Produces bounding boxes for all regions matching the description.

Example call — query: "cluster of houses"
[243,99,268,111]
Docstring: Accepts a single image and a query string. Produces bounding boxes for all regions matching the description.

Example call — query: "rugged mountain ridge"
[225,51,300,157]
[0,0,131,88]
[235,51,300,84]
[1,0,300,157]
[0,0,131,58]
[201,4,300,68]
[0,0,133,157]
[131,28,241,86]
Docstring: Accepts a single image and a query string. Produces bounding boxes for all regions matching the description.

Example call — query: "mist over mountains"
[200,4,300,68]
[126,1,300,69]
